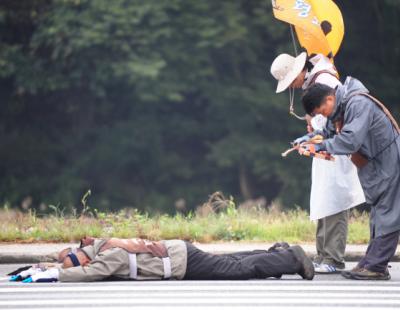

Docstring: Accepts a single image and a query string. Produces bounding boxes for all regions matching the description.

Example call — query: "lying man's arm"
[20,248,130,283]
[58,248,129,282]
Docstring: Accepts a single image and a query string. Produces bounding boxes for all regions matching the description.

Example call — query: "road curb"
[0,254,57,264]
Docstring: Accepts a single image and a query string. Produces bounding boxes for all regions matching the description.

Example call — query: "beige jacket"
[58,239,187,282]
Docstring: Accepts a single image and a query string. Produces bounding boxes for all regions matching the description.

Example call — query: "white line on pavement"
[0,297,399,306]
[1,284,400,293]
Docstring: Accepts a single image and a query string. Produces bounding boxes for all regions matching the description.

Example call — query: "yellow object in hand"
[309,134,324,144]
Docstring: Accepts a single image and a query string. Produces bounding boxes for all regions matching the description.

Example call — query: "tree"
[0,0,398,212]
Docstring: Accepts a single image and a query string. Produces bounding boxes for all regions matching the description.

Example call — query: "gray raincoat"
[321,77,400,237]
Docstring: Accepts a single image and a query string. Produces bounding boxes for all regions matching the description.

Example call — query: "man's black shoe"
[268,242,290,252]
[290,245,314,280]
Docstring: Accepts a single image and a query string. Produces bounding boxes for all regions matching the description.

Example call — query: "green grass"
[0,205,370,243]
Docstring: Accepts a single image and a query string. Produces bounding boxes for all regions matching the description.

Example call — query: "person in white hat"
[270,52,365,274]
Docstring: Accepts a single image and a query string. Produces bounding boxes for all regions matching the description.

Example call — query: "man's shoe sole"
[351,273,391,281]
[342,270,391,281]
[290,245,315,280]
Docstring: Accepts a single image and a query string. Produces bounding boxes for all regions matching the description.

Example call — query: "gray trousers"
[315,210,348,268]
[357,230,400,273]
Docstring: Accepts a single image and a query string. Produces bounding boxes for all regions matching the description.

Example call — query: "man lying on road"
[9,237,314,282]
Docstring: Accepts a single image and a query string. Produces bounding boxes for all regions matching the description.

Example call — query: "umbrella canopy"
[272,0,344,57]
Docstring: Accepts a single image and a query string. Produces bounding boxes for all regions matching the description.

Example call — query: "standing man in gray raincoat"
[299,77,400,280]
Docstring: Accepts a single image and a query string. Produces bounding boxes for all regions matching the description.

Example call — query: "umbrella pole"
[288,25,307,121]
[290,25,298,56]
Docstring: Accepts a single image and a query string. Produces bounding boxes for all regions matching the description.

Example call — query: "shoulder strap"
[307,70,339,88]
[351,92,400,134]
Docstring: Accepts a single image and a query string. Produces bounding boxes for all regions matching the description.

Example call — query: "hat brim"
[275,52,307,93]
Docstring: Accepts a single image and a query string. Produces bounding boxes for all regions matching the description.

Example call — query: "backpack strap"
[344,92,400,168]
[351,92,400,134]
[306,70,339,88]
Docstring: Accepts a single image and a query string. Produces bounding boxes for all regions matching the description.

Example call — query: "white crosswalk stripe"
[1,280,400,310]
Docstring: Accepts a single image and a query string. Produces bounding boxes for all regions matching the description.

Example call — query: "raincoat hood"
[330,77,369,122]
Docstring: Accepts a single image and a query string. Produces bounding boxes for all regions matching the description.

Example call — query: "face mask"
[311,114,327,131]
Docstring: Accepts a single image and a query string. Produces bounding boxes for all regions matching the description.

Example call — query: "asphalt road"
[1,263,400,310]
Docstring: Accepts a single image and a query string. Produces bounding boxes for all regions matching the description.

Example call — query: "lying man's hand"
[22,268,59,283]
[9,267,42,282]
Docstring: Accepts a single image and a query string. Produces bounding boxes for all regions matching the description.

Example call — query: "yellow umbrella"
[272,0,344,57]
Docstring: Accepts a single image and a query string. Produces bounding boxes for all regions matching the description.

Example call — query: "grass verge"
[0,205,370,243]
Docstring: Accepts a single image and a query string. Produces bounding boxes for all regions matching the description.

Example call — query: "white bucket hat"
[270,52,307,93]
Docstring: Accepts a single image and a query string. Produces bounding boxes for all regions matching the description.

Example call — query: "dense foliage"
[1,0,399,212]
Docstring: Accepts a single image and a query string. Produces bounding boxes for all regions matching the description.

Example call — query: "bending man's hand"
[292,130,325,146]
[22,268,59,283]
[292,134,311,146]
[302,143,326,153]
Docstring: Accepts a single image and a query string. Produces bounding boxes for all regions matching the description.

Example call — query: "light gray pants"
[315,209,349,268]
